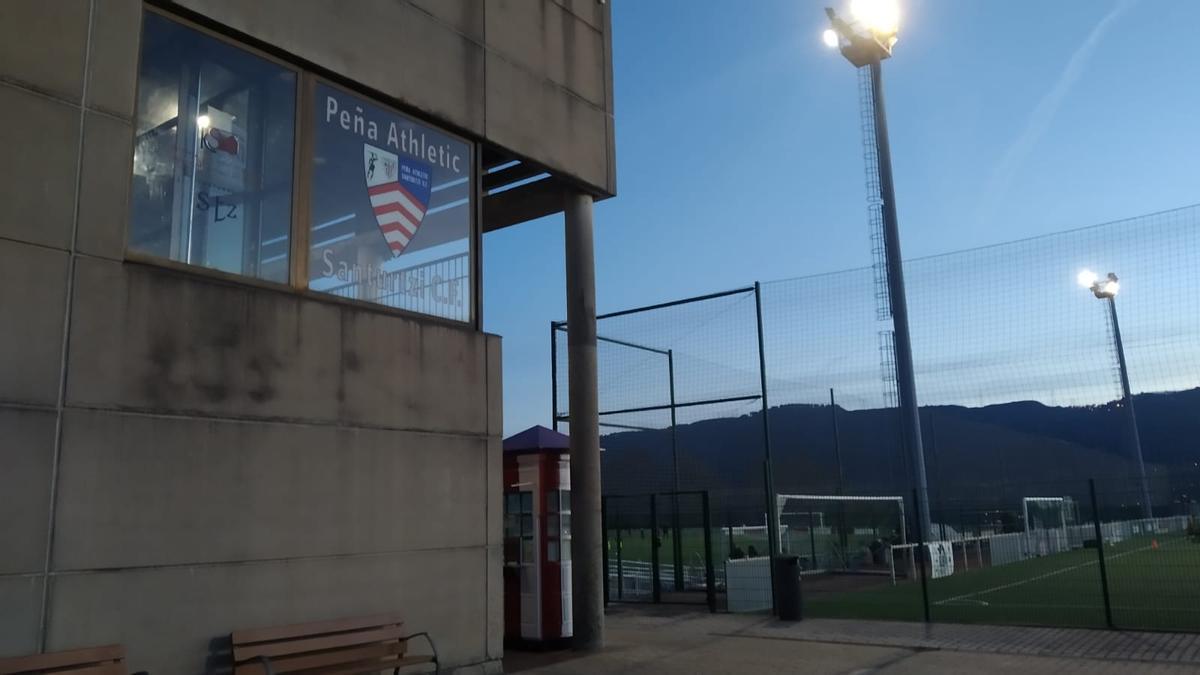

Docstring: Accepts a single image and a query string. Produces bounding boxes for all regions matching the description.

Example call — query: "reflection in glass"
[130,12,295,281]
[308,83,472,321]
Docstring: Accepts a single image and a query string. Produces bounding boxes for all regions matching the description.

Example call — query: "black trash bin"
[774,555,803,620]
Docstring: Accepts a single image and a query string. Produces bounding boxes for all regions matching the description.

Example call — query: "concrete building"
[0,1,614,672]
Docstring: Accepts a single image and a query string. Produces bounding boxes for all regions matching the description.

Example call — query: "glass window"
[560,490,572,513]
[309,83,473,321]
[521,492,533,512]
[130,12,296,282]
[546,514,559,537]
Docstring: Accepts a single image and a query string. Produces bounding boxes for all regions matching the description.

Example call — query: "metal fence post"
[912,487,931,623]
[616,511,624,601]
[727,509,735,560]
[763,460,778,614]
[702,490,716,613]
[808,509,817,568]
[601,495,609,607]
[650,494,661,604]
[1089,478,1115,628]
[550,322,559,432]
[669,350,685,592]
[754,282,780,614]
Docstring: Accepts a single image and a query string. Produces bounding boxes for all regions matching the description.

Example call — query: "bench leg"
[256,655,276,675]
[398,632,438,675]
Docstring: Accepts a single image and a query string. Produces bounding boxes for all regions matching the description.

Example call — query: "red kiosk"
[502,426,572,646]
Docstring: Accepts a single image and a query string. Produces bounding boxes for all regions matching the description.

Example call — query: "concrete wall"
[0,1,510,672]
[172,0,617,196]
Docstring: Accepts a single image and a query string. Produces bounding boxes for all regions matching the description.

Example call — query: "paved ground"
[504,606,1200,674]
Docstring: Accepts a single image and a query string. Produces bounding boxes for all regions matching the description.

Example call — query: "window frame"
[129,5,482,330]
[302,75,478,325]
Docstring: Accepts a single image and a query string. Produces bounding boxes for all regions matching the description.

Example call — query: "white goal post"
[1021,496,1074,557]
[775,494,907,571]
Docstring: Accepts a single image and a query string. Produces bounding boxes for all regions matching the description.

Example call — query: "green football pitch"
[609,527,876,565]
[609,528,772,566]
[804,533,1200,632]
[608,528,1200,632]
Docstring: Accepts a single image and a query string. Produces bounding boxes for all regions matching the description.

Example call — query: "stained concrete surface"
[504,607,1200,674]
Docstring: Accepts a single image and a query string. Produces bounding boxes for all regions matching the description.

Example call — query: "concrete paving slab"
[880,650,1200,674]
[504,607,1200,674]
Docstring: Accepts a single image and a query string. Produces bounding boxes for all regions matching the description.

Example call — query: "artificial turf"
[804,533,1200,631]
[609,529,1200,631]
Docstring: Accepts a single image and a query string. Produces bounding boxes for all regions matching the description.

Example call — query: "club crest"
[364,143,432,257]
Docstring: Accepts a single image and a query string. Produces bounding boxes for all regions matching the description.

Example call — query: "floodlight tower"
[1077,270,1153,519]
[823,0,932,540]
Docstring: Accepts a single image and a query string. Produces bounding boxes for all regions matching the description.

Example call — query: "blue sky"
[483,0,1200,436]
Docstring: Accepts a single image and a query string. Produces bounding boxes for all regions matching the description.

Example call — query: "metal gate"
[603,491,716,611]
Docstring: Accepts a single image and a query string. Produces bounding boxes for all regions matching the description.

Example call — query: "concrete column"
[564,191,603,649]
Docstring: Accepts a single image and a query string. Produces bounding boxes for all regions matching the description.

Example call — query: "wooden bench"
[231,615,437,675]
[0,645,139,675]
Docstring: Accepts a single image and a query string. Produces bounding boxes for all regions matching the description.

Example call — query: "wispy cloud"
[976,0,1136,227]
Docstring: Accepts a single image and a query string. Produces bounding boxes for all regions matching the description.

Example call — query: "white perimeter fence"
[891,514,1190,582]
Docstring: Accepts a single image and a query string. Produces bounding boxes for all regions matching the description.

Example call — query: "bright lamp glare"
[1103,280,1120,296]
[196,114,211,130]
[1076,270,1098,288]
[849,0,900,35]
[823,29,840,48]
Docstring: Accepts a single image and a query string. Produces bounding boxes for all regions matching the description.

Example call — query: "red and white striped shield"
[364,143,432,257]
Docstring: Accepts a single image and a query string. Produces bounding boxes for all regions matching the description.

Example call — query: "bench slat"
[48,665,125,675]
[0,663,124,675]
[285,655,436,675]
[234,641,405,675]
[233,626,405,661]
[232,615,404,645]
[0,647,124,675]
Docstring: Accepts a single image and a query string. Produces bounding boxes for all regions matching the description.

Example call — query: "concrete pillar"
[564,191,603,649]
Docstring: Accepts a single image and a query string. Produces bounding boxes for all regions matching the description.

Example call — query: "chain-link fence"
[554,203,1200,629]
[796,475,1200,632]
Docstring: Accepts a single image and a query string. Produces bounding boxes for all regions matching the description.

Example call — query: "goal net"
[1022,497,1076,556]
[776,494,906,573]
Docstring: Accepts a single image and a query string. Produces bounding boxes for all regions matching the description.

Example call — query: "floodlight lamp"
[825,2,897,66]
[823,28,840,48]
[1083,271,1120,299]
[850,0,900,37]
